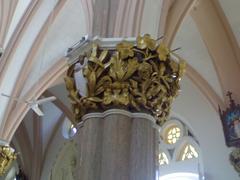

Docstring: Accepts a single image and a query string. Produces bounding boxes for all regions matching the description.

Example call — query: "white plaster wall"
[172,77,238,180]
[218,0,240,46]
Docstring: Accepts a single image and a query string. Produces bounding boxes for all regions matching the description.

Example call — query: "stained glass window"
[166,126,181,144]
[159,152,169,165]
[181,144,198,161]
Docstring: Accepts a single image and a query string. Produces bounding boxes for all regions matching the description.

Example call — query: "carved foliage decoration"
[0,145,17,176]
[65,34,185,125]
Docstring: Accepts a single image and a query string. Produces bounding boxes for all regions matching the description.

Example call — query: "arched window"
[157,118,203,179]
[158,152,169,165]
[166,125,181,144]
[180,144,199,161]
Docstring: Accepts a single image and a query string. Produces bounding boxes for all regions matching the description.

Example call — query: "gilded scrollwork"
[65,34,185,126]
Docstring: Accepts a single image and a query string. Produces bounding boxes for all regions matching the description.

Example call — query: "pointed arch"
[172,136,201,162]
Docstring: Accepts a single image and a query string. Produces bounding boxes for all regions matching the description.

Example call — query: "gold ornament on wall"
[0,145,17,176]
[65,34,185,126]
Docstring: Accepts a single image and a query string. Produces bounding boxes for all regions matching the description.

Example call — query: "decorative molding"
[82,108,157,127]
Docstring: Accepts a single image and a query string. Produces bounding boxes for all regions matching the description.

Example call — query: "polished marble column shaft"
[77,109,157,180]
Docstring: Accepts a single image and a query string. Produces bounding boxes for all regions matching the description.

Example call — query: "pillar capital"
[65,34,185,125]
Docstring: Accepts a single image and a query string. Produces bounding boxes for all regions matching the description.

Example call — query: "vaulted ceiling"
[0,0,240,179]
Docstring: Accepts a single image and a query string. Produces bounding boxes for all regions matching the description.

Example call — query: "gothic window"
[180,144,199,161]
[158,118,203,179]
[158,152,169,165]
[166,126,181,144]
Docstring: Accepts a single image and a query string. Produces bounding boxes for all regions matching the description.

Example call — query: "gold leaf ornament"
[138,62,153,80]
[137,34,156,50]
[157,43,170,61]
[109,53,126,81]
[178,59,186,78]
[116,41,134,59]
[65,34,185,126]
[123,58,139,80]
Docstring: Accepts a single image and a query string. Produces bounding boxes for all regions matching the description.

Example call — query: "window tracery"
[158,118,202,176]
[180,144,199,161]
[166,126,181,144]
[158,152,169,165]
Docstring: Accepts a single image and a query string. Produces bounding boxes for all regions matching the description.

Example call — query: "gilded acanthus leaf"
[65,34,185,126]
[116,41,134,59]
[157,43,169,61]
[87,71,96,97]
[137,34,156,50]
[123,58,139,80]
[99,50,108,62]
[178,59,186,78]
[64,76,75,90]
[109,54,126,81]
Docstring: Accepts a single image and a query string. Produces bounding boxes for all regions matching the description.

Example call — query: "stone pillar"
[77,109,158,180]
[65,35,185,180]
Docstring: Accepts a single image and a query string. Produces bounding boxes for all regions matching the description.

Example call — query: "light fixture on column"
[65,34,185,126]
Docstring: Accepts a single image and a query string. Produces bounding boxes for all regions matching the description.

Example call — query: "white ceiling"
[4,0,31,48]
[172,15,224,99]
[218,0,240,46]
[21,0,87,95]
